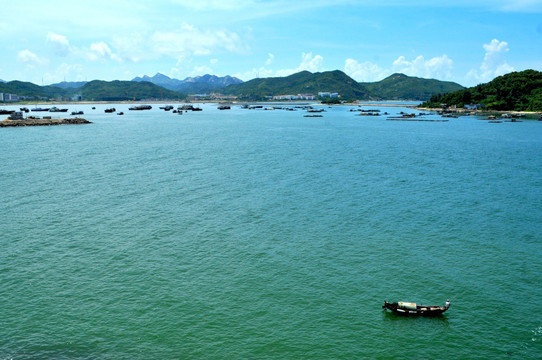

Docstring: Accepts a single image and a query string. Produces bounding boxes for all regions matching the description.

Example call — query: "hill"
[362,73,464,101]
[223,70,371,100]
[132,73,242,93]
[78,80,185,101]
[420,70,542,111]
[0,80,67,98]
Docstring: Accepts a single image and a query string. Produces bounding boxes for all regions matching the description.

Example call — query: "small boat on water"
[49,106,68,112]
[71,111,84,115]
[104,108,116,113]
[129,105,152,111]
[383,300,450,316]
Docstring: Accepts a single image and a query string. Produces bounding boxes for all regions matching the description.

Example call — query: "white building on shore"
[0,93,20,102]
[273,94,316,100]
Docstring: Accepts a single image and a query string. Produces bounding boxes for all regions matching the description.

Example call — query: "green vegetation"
[420,70,542,111]
[1,80,185,102]
[362,73,464,101]
[79,80,185,101]
[1,71,468,103]
[320,97,342,104]
[0,81,67,99]
[223,70,371,101]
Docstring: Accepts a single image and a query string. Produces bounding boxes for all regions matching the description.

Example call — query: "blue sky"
[1,0,542,87]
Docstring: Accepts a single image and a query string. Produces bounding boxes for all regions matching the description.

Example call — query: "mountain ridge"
[362,73,464,101]
[1,71,468,102]
[132,73,243,93]
[222,70,372,100]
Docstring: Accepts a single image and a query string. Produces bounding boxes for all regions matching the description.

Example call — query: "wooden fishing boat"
[383,300,450,316]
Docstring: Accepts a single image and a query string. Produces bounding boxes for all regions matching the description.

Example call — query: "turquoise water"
[1,104,541,359]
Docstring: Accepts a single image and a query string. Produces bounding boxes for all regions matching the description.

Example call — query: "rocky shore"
[0,117,91,127]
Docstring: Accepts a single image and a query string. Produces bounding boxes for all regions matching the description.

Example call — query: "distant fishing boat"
[129,105,152,110]
[179,105,202,111]
[382,300,450,316]
[31,107,50,112]
[71,111,84,115]
[104,108,116,113]
[49,106,68,112]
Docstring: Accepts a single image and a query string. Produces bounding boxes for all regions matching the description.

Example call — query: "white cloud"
[392,54,453,79]
[87,42,121,62]
[112,23,249,63]
[299,52,324,72]
[42,63,85,84]
[265,53,275,66]
[234,67,274,81]
[344,58,388,82]
[234,52,324,81]
[190,65,214,76]
[275,52,324,77]
[168,0,254,11]
[46,32,71,56]
[467,39,515,83]
[17,50,47,65]
[497,0,542,12]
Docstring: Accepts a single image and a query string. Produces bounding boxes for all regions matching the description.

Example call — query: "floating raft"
[0,117,92,127]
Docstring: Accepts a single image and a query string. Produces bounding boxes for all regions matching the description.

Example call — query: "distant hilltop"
[0,70,466,103]
[132,73,243,94]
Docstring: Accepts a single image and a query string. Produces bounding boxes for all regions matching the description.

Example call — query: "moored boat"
[129,105,152,110]
[49,106,68,112]
[383,300,450,316]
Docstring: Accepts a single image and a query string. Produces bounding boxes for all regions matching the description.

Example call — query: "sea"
[1,103,541,359]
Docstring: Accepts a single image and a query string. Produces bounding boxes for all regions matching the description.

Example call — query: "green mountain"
[0,79,186,101]
[223,70,371,100]
[77,80,185,101]
[420,69,542,111]
[0,80,67,98]
[362,73,464,101]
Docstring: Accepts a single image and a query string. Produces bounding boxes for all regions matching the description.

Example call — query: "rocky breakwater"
[0,117,92,127]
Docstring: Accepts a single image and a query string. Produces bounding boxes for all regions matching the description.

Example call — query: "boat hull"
[382,301,450,316]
